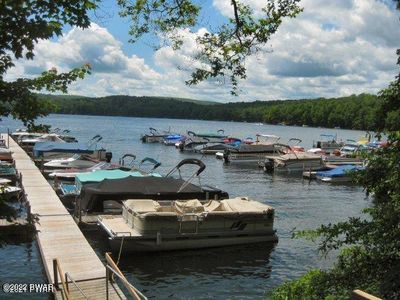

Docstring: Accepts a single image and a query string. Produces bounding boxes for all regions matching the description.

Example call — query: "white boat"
[44,154,99,170]
[312,134,344,154]
[263,152,324,173]
[223,134,281,164]
[20,133,65,151]
[98,197,277,252]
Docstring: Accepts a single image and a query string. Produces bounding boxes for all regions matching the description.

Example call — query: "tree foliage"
[0,0,95,125]
[118,0,302,94]
[47,93,387,131]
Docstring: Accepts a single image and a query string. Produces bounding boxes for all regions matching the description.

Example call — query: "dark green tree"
[0,0,96,126]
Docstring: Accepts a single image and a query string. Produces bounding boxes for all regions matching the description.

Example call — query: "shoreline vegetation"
[38,93,391,131]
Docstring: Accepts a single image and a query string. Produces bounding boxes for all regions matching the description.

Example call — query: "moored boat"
[223,134,281,164]
[263,151,324,173]
[316,164,363,183]
[98,196,277,252]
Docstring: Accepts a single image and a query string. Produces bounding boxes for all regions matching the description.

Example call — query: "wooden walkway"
[6,135,127,300]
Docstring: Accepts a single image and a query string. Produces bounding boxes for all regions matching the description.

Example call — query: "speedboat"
[98,197,278,252]
[33,135,106,160]
[43,154,100,170]
[163,134,185,146]
[20,133,66,151]
[223,134,282,164]
[75,159,229,224]
[49,162,121,181]
[316,165,364,183]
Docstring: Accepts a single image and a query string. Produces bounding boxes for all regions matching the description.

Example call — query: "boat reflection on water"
[119,242,276,280]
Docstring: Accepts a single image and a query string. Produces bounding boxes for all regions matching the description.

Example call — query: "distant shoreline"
[38,93,383,131]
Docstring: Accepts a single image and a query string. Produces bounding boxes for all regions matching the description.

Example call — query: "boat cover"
[80,176,229,212]
[33,142,95,157]
[316,165,362,178]
[76,169,162,188]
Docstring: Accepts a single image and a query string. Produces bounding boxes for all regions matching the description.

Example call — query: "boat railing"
[105,252,147,300]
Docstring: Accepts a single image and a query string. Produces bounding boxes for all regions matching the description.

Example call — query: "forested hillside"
[43,93,389,130]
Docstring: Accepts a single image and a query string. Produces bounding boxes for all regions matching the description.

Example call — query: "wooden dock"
[6,135,131,299]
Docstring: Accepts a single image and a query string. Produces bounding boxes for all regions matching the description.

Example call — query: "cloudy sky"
[5,0,400,102]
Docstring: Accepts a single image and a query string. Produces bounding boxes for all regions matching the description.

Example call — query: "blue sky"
[6,0,400,102]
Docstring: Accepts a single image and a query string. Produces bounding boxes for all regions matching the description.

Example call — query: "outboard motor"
[263,159,274,172]
[178,142,185,152]
[105,152,113,163]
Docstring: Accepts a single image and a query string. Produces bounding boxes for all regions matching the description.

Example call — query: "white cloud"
[4,1,400,102]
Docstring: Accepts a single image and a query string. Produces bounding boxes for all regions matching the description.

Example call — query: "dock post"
[53,259,59,290]
[40,156,44,173]
[106,267,110,300]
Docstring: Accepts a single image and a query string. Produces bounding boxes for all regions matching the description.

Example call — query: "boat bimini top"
[79,158,228,212]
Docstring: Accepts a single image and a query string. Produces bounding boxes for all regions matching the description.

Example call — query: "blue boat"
[316,165,363,183]
[163,134,185,146]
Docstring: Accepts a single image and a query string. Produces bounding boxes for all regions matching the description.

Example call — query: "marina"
[0,115,372,299]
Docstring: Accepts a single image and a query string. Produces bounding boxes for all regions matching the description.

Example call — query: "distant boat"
[316,165,363,183]
[140,127,172,143]
[223,134,282,164]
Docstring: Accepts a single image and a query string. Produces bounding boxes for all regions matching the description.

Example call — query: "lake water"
[0,114,370,299]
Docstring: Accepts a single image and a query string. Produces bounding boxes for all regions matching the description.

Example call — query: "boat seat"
[203,200,222,212]
[123,199,161,214]
[220,197,274,213]
[174,199,204,214]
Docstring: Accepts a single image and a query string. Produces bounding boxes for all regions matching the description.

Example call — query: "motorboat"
[43,154,100,170]
[176,130,228,152]
[223,134,282,164]
[57,168,162,209]
[33,135,106,160]
[316,165,363,183]
[263,151,324,173]
[141,127,171,143]
[49,162,122,181]
[339,140,361,157]
[163,134,185,146]
[194,138,242,155]
[312,134,344,154]
[74,159,229,224]
[19,133,66,151]
[57,156,161,195]
[0,178,22,201]
[98,197,277,252]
